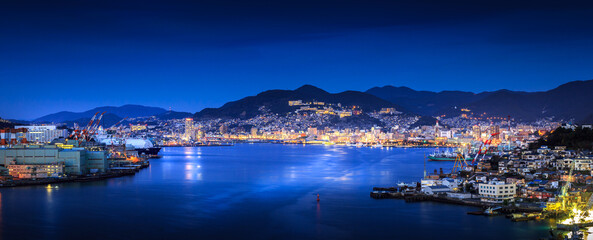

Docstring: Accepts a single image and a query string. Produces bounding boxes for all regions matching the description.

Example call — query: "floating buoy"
[317,193,320,202]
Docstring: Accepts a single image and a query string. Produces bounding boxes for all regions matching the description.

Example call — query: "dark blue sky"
[2,0,593,119]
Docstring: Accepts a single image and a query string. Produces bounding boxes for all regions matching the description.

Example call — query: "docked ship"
[428,150,473,161]
[96,136,161,158]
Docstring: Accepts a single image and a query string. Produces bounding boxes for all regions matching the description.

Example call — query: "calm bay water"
[0,144,550,239]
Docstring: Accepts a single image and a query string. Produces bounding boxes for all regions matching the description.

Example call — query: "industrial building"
[7,162,64,179]
[0,144,108,176]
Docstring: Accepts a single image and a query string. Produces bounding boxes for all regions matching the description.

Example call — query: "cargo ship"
[428,151,473,161]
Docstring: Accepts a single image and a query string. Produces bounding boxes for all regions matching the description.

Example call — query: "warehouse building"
[0,144,108,175]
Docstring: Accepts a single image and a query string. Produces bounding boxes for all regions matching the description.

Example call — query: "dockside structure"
[0,143,108,175]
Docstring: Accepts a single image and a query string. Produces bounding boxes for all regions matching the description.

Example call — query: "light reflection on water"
[0,144,550,239]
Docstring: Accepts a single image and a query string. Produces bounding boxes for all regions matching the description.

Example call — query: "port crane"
[544,159,578,216]
[84,112,100,134]
[451,153,470,173]
[88,112,106,137]
[471,132,500,165]
[68,111,106,142]
[69,112,99,140]
[108,117,127,131]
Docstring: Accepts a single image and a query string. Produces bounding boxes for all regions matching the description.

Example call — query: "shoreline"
[370,191,582,238]
[0,161,150,188]
[370,190,543,215]
[160,142,451,149]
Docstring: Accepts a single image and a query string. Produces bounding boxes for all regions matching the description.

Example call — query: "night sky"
[2,0,593,119]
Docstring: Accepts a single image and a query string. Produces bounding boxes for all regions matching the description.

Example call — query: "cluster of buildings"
[419,142,593,208]
[0,139,109,180]
[107,100,564,149]
[287,100,376,118]
[0,124,149,183]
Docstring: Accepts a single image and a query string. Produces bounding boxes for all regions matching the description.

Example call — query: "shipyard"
[0,114,154,187]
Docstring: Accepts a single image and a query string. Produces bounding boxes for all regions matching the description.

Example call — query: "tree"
[530,127,593,150]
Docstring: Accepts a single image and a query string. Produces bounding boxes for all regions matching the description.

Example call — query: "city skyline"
[2,0,593,119]
[2,1,593,239]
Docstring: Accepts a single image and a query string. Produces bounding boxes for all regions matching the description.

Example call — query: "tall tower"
[184,118,194,141]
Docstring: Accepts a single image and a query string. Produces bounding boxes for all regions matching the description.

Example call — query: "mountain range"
[34,104,168,123]
[368,80,593,122]
[460,80,593,122]
[25,79,593,125]
[32,105,192,127]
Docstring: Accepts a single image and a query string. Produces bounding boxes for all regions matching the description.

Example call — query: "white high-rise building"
[184,118,195,141]
[15,125,68,143]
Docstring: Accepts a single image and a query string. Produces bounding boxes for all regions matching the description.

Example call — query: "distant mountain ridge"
[29,79,593,124]
[460,80,593,122]
[365,86,493,116]
[195,85,406,119]
[34,104,168,123]
[366,80,593,122]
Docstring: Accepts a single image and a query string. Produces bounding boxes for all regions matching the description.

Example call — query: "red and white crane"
[68,111,107,141]
[471,132,500,165]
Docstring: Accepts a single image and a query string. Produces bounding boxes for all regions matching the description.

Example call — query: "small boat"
[484,207,502,216]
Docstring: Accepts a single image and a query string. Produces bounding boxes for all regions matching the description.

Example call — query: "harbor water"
[0,144,550,239]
